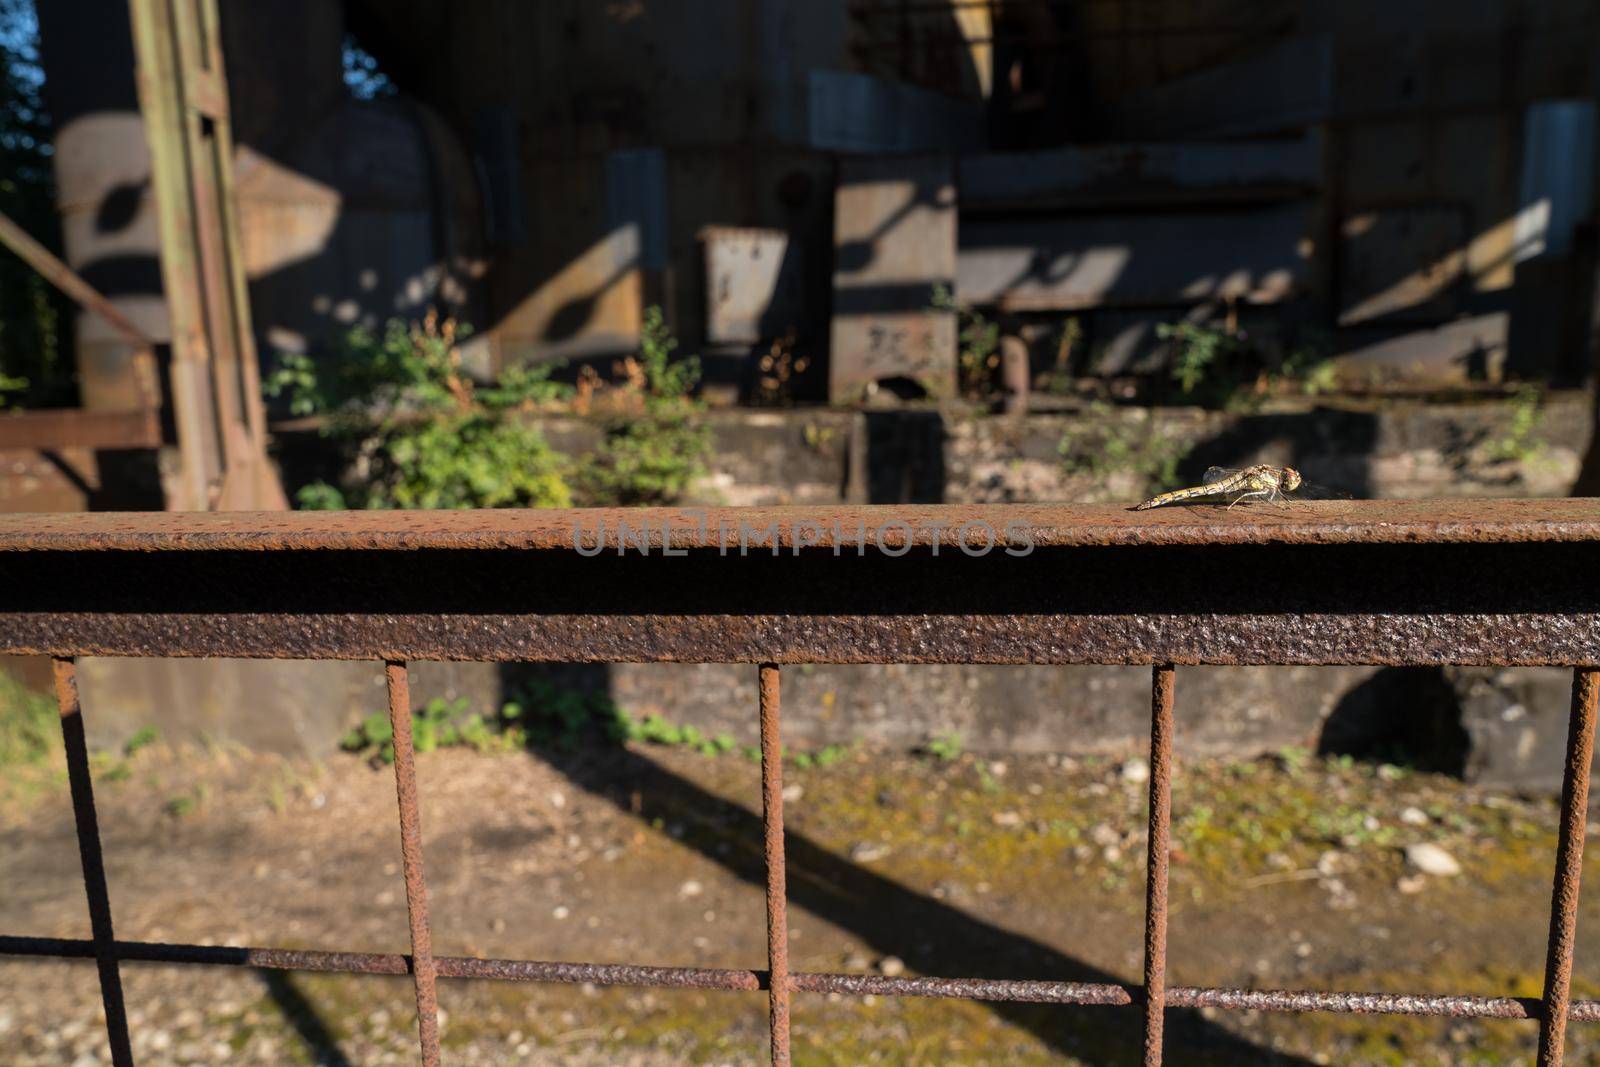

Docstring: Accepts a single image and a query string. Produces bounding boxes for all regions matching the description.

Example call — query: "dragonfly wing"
[1295,480,1356,500]
[1202,466,1242,485]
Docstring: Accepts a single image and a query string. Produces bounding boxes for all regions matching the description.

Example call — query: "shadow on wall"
[1316,667,1470,775]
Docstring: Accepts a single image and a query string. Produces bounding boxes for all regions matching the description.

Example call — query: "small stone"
[549,790,566,810]
[1397,874,1428,894]
[1405,842,1462,877]
[781,784,804,803]
[1400,806,1430,827]
[679,879,704,898]
[991,810,1022,828]
[1121,758,1150,784]
[988,761,1008,778]
[1102,845,1122,864]
[850,842,890,863]
[1089,823,1120,848]
[844,952,871,970]
[877,955,906,977]
[1315,850,1342,877]
[1294,941,1313,958]
[552,905,570,920]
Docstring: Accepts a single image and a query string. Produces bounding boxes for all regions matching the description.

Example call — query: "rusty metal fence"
[3,501,1600,1066]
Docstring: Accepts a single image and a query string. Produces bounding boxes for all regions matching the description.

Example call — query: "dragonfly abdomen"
[1132,476,1245,510]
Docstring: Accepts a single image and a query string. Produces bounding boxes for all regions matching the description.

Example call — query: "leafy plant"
[341,695,511,765]
[278,309,712,511]
[1158,319,1340,407]
[263,352,321,416]
[0,370,26,409]
[1059,403,1192,496]
[122,725,159,758]
[923,730,964,762]
[164,784,206,818]
[932,284,1000,398]
[271,314,574,510]
[1159,321,1250,401]
[0,668,55,767]
[573,306,711,506]
[1278,336,1339,396]
[1488,385,1547,463]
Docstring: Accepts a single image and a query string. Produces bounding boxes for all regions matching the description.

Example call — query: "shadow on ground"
[532,739,1314,1065]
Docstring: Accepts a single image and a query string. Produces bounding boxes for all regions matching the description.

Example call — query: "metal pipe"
[8,934,1600,1021]
[52,657,135,1067]
[1143,664,1175,1065]
[1537,667,1599,1065]
[387,661,442,1066]
[760,664,792,1065]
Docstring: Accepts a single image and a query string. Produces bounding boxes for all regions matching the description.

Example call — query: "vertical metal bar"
[1537,667,1599,1066]
[759,663,792,1065]
[386,661,441,1066]
[53,657,135,1067]
[1143,664,1176,1067]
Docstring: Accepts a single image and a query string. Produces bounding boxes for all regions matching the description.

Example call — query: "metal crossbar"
[1,503,1598,1065]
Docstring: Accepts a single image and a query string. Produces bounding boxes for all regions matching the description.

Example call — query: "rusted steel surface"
[0,408,163,451]
[1143,665,1175,1066]
[52,659,134,1067]
[12,933,1600,1024]
[3,500,1599,551]
[759,664,792,1065]
[386,662,442,1066]
[1537,668,1599,1066]
[0,210,155,348]
[5,520,1600,665]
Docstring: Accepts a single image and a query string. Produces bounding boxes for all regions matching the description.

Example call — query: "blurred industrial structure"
[15,0,1597,428]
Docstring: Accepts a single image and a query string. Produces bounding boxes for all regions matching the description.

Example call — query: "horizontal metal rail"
[5,934,1600,1020]
[2,503,1597,1066]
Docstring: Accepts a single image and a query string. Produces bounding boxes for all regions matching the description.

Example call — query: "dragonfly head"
[1281,467,1303,493]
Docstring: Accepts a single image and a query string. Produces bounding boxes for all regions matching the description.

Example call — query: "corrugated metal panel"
[1515,100,1597,263]
[1107,35,1334,139]
[959,136,1321,208]
[605,148,668,271]
[808,69,983,154]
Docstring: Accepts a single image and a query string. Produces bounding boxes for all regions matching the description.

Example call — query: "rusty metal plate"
[829,156,958,403]
[2,505,1600,666]
[2,501,1598,552]
[702,227,804,344]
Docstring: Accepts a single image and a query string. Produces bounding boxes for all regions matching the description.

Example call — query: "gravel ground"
[2,741,1597,1065]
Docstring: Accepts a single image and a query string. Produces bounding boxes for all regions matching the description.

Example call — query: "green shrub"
[573,307,711,506]
[0,370,26,409]
[273,309,713,510]
[269,315,573,510]
[1158,319,1340,408]
[932,284,1000,398]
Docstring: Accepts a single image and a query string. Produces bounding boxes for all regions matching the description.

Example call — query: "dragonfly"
[1134,464,1306,510]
